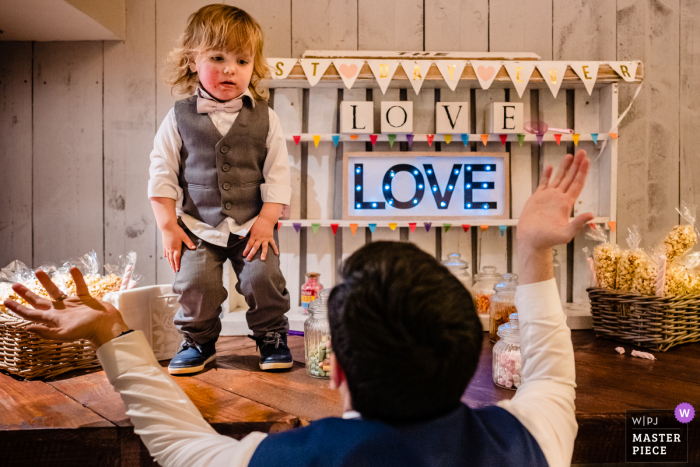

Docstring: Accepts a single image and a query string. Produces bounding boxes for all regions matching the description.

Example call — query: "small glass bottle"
[442,253,472,290]
[301,272,323,313]
[472,266,503,316]
[489,273,518,343]
[552,249,562,302]
[492,313,521,390]
[304,289,332,379]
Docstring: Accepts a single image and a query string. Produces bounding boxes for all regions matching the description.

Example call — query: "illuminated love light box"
[343,152,509,221]
[485,102,524,134]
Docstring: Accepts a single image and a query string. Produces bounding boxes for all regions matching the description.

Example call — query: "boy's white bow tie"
[196,96,244,114]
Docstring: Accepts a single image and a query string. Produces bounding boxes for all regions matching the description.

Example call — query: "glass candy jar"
[472,266,503,316]
[442,253,472,290]
[301,272,323,313]
[492,313,521,390]
[489,273,518,343]
[304,289,332,379]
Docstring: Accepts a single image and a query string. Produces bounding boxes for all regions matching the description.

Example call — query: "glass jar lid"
[306,272,320,279]
[495,273,519,292]
[443,253,469,269]
[497,313,520,343]
[309,288,330,315]
[475,265,501,281]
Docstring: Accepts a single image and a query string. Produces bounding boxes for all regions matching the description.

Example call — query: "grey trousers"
[173,221,290,344]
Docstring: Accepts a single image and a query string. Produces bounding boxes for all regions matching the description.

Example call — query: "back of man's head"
[328,241,482,424]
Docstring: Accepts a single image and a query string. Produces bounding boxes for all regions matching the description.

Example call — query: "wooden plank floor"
[1,332,698,466]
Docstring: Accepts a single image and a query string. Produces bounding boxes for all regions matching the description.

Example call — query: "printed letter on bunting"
[503,62,535,98]
[341,101,374,134]
[536,62,569,98]
[470,61,503,90]
[436,60,467,91]
[333,59,365,89]
[268,58,298,80]
[381,101,413,134]
[569,62,600,95]
[368,60,400,95]
[400,60,432,95]
[609,61,639,82]
[436,102,470,134]
[300,59,331,86]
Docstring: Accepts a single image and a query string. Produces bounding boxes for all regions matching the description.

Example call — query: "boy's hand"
[242,215,279,261]
[162,224,196,272]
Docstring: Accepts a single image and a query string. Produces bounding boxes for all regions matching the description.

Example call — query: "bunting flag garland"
[424,222,432,232]
[333,59,365,89]
[444,134,452,144]
[400,60,432,95]
[369,134,378,146]
[389,223,397,231]
[480,225,488,232]
[536,134,544,146]
[349,224,358,236]
[536,62,568,98]
[277,222,282,229]
[471,61,503,90]
[499,134,508,146]
[609,61,639,83]
[300,59,331,86]
[406,134,414,148]
[312,223,320,234]
[267,58,298,80]
[293,135,301,145]
[554,134,562,145]
[499,225,507,236]
[461,134,470,146]
[572,134,580,146]
[350,135,359,140]
[426,134,434,146]
[367,60,400,94]
[462,224,470,233]
[517,134,526,147]
[409,222,417,233]
[481,134,489,145]
[591,133,599,145]
[608,221,616,232]
[443,223,452,233]
[609,132,618,139]
[569,62,600,95]
[436,60,467,91]
[368,223,377,233]
[331,134,340,147]
[331,224,339,235]
[503,62,536,98]
[293,223,301,233]
[313,135,321,148]
[388,134,396,147]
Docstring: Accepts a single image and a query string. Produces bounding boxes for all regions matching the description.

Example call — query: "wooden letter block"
[341,101,374,134]
[486,102,524,134]
[436,102,470,134]
[381,101,413,134]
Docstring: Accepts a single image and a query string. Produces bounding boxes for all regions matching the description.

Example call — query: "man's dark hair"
[328,241,482,424]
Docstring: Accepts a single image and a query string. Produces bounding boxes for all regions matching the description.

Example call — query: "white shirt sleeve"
[97,331,267,467]
[261,107,292,205]
[148,108,184,201]
[496,279,578,467]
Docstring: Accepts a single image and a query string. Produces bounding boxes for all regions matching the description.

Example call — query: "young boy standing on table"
[148,5,293,374]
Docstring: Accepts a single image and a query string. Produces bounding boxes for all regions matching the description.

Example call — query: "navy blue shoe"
[168,338,217,375]
[250,332,293,370]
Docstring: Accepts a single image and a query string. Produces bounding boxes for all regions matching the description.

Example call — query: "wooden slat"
[424,0,489,52]
[489,0,554,60]
[0,42,33,268]
[681,1,700,209]
[227,0,292,57]
[33,42,104,267]
[103,0,157,286]
[552,0,617,60]
[358,0,423,51]
[291,0,358,58]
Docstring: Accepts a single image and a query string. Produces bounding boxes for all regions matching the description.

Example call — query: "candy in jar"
[301,272,323,312]
[304,289,332,378]
[442,253,472,290]
[472,266,502,316]
[489,273,518,343]
[492,313,521,390]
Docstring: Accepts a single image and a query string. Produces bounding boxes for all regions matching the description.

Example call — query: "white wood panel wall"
[0,0,692,311]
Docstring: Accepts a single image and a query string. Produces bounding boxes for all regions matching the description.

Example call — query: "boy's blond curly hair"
[166,4,269,101]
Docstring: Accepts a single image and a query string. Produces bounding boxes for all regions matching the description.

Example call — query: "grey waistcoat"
[174,94,269,227]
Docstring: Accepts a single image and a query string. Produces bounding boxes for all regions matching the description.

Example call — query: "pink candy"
[494,349,522,390]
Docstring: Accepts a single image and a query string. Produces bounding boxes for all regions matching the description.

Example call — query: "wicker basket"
[0,313,100,379]
[587,287,700,352]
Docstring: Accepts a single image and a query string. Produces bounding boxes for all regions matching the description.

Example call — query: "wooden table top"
[1,331,698,466]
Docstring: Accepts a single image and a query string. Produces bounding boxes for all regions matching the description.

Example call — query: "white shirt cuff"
[514,278,563,322]
[148,179,180,200]
[261,184,292,205]
[96,331,161,385]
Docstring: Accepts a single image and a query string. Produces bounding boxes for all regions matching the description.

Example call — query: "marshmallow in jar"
[304,289,333,378]
[492,313,521,391]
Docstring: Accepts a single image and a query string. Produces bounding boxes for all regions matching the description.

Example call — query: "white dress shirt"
[148,88,292,247]
[97,278,577,467]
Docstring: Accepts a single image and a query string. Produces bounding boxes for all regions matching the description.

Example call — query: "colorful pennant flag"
[499,225,507,236]
[481,134,489,145]
[436,60,467,91]
[503,62,536,98]
[330,224,339,235]
[367,60,400,94]
[517,134,526,147]
[609,132,618,139]
[368,223,377,233]
[369,134,378,146]
[332,59,365,89]
[444,134,452,144]
[462,224,470,233]
[573,134,580,146]
[350,134,359,140]
[609,61,639,83]
[406,134,414,148]
[424,222,432,232]
[569,62,600,95]
[267,58,298,80]
[331,134,340,147]
[499,134,508,146]
[443,223,452,233]
[293,223,301,233]
[554,134,562,145]
[277,222,282,229]
[537,62,569,98]
[300,59,332,86]
[461,133,470,146]
[591,133,599,144]
[388,134,396,148]
[389,223,397,231]
[480,225,489,232]
[400,60,432,95]
[312,223,320,234]
[313,135,321,148]
[471,61,503,90]
[608,221,616,232]
[536,134,544,146]
[293,135,301,145]
[349,224,358,236]
[426,134,435,146]
[409,222,417,233]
